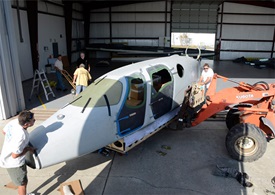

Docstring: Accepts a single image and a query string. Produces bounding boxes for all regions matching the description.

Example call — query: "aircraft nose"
[25,149,40,169]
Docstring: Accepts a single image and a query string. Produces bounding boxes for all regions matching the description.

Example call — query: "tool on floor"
[213,165,253,187]
[29,69,55,101]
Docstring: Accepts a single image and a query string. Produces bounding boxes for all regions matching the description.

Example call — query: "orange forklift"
[176,74,275,162]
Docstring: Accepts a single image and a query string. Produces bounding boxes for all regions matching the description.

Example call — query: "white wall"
[38,14,67,70]
[11,0,69,80]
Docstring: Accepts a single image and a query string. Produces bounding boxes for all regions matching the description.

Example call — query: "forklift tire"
[226,123,267,162]
[226,109,240,130]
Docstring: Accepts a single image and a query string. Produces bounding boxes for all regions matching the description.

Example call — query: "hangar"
[0,1,275,195]
[0,0,274,119]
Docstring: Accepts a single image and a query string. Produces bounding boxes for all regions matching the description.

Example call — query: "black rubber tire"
[226,123,267,162]
[226,109,240,130]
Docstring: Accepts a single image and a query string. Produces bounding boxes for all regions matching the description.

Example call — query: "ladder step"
[29,69,55,101]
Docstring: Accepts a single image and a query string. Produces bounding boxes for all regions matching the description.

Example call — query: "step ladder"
[29,69,55,101]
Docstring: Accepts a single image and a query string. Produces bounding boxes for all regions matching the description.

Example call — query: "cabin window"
[152,69,172,92]
[126,78,145,107]
[177,64,184,78]
[71,78,123,107]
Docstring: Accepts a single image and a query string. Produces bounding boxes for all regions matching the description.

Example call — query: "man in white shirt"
[54,54,67,91]
[199,63,214,90]
[0,110,36,195]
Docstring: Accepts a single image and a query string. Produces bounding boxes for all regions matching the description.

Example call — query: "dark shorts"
[6,164,28,186]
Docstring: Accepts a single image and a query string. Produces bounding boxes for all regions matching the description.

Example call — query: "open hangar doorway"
[171,2,218,51]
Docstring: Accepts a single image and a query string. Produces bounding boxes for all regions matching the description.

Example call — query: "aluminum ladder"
[29,69,55,101]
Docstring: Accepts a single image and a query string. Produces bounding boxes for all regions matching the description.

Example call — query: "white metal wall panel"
[112,23,166,37]
[90,1,170,47]
[112,13,135,21]
[137,23,166,37]
[219,25,274,40]
[112,1,167,12]
[222,15,275,24]
[11,0,26,8]
[90,13,109,22]
[38,14,67,69]
[112,23,136,37]
[223,2,275,14]
[38,0,64,16]
[112,13,166,22]
[90,23,110,37]
[221,41,272,51]
[135,1,167,11]
[218,2,275,60]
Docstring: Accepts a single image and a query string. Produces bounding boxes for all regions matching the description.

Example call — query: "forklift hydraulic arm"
[175,74,275,162]
[189,74,275,127]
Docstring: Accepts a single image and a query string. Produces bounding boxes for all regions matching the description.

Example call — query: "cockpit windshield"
[71,78,123,108]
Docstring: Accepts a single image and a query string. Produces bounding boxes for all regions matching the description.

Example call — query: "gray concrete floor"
[0,59,274,195]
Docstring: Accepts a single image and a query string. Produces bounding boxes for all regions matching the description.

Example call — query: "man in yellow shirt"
[73,64,92,96]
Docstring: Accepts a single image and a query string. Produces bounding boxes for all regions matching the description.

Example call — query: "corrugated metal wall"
[89,1,171,47]
[217,2,275,60]
[171,2,218,33]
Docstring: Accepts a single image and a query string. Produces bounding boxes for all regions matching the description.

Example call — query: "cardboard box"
[59,180,84,195]
[130,79,144,100]
[129,88,144,100]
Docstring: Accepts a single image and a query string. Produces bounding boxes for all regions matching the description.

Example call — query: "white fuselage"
[28,55,200,169]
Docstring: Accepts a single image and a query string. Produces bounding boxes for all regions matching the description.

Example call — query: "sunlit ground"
[171,32,215,51]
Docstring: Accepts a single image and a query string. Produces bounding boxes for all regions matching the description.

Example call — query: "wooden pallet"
[30,108,58,121]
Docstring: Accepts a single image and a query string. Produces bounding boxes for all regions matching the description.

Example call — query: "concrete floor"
[0,58,274,195]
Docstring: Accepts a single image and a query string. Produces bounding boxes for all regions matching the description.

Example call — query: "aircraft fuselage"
[27,54,200,169]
